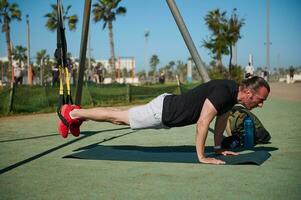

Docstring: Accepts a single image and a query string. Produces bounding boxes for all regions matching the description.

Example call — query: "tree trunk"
[216,59,223,73]
[4,16,15,113]
[4,16,14,83]
[229,44,233,79]
[1,63,3,81]
[108,21,116,82]
[40,59,44,86]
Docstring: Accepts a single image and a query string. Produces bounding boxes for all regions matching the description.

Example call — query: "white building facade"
[95,57,138,84]
[96,57,135,74]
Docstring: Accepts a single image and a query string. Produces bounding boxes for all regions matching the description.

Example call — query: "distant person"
[245,62,254,79]
[52,65,59,86]
[159,72,165,84]
[289,66,295,82]
[14,64,23,85]
[57,76,270,165]
[263,70,269,82]
[71,65,77,86]
[31,68,35,85]
[97,66,104,83]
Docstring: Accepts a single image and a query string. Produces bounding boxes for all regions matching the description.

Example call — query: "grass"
[0,83,193,116]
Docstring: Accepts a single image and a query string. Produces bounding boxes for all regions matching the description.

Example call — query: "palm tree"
[144,30,150,66]
[92,0,126,82]
[13,45,27,67]
[176,60,187,82]
[203,9,228,72]
[0,0,21,82]
[226,8,245,77]
[136,70,146,81]
[169,60,176,81]
[0,60,8,81]
[149,54,159,82]
[36,49,48,86]
[203,9,244,78]
[44,3,78,31]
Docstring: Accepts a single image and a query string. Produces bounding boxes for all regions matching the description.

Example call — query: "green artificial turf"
[0,97,300,199]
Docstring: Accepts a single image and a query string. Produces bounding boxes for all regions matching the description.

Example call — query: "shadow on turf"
[0,134,58,143]
[0,127,134,175]
[74,144,278,154]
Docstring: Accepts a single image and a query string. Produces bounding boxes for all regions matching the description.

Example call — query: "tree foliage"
[92,0,126,81]
[44,4,78,31]
[13,45,27,66]
[203,8,245,78]
[0,0,21,82]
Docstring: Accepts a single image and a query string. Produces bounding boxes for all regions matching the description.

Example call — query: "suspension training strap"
[55,0,72,127]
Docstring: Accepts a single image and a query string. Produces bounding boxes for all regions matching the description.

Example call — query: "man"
[58,76,270,165]
[289,66,294,82]
[14,64,23,85]
[245,62,254,78]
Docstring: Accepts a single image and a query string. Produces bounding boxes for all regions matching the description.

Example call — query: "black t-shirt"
[162,80,238,127]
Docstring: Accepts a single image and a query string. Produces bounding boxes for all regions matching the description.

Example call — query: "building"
[95,57,138,84]
[0,56,20,67]
[96,57,136,76]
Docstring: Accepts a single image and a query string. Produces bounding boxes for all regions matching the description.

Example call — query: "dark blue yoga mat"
[64,145,271,165]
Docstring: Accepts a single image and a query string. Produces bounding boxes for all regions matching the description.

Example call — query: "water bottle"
[244,116,254,149]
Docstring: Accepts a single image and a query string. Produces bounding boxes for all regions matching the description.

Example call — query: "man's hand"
[215,149,239,156]
[199,150,239,165]
[199,157,225,165]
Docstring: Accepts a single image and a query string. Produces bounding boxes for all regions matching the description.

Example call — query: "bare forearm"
[214,129,224,147]
[214,113,229,147]
[195,98,227,164]
[195,122,209,161]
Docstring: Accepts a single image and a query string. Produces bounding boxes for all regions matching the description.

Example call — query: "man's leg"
[58,106,130,138]
[70,107,130,126]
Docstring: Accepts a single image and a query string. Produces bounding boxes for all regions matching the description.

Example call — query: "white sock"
[69,110,76,119]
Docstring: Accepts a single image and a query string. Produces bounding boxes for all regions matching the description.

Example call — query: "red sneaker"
[58,104,82,138]
[58,118,69,138]
[69,105,83,137]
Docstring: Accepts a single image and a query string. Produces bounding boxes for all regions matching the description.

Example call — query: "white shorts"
[129,93,171,129]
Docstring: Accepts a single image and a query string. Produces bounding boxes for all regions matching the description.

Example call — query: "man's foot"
[69,105,83,137]
[58,104,83,138]
[58,116,69,138]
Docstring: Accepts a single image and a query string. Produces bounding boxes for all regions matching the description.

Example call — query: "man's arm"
[214,112,230,147]
[195,99,238,165]
[214,112,239,157]
[195,99,225,164]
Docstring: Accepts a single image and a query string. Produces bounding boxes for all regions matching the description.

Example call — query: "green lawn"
[0,97,300,199]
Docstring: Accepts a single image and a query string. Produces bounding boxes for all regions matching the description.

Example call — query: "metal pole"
[87,26,91,79]
[266,0,271,72]
[144,29,149,80]
[233,44,237,66]
[26,15,32,86]
[166,0,210,82]
[0,35,3,82]
[75,0,91,105]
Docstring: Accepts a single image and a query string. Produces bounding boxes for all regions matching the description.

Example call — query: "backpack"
[227,104,271,145]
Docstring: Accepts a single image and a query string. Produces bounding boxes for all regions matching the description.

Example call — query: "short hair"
[240,76,270,92]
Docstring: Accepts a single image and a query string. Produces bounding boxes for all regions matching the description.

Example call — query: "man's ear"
[240,88,252,100]
[245,89,251,95]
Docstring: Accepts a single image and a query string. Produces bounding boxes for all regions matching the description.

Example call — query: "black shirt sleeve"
[207,85,232,115]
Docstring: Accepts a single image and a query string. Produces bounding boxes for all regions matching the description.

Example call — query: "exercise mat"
[64,145,271,165]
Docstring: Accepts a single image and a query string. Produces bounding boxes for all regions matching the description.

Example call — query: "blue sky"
[1,0,300,72]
